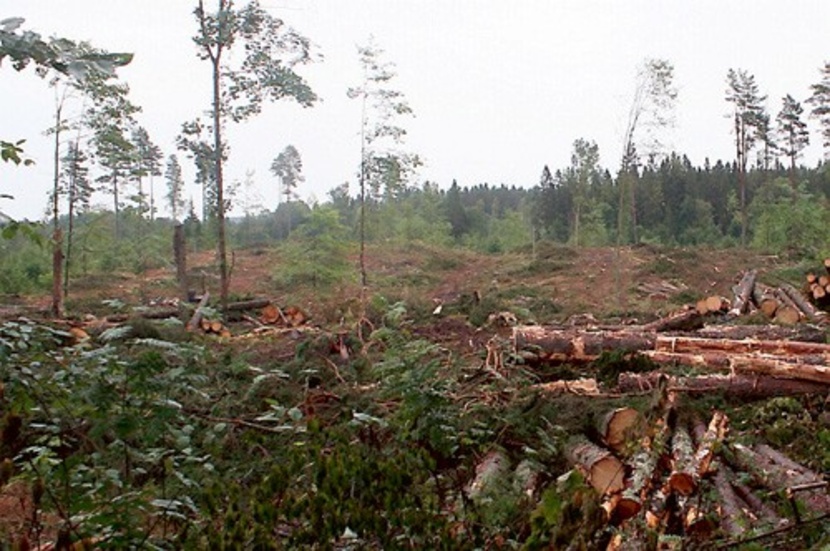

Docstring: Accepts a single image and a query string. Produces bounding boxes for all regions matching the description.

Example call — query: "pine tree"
[807,61,830,158]
[725,68,766,246]
[165,154,186,223]
[776,94,809,186]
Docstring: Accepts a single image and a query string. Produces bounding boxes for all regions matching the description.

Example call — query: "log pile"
[804,257,830,312]
[577,406,830,547]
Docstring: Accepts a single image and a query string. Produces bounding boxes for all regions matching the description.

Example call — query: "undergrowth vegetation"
[1,292,829,548]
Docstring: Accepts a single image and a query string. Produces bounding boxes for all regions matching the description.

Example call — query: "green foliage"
[751,179,830,256]
[272,206,352,289]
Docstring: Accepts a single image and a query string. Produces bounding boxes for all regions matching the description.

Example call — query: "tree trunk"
[51,227,64,319]
[668,426,697,496]
[513,326,656,363]
[209,29,230,316]
[692,411,727,478]
[730,443,830,514]
[695,323,826,342]
[641,307,704,332]
[729,269,757,316]
[173,224,188,302]
[752,282,780,318]
[713,466,750,537]
[566,436,626,495]
[781,283,826,321]
[618,371,829,397]
[653,335,830,358]
[186,292,210,333]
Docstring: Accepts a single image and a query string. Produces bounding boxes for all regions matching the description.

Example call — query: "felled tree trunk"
[598,407,641,454]
[729,269,757,316]
[694,323,826,343]
[781,283,826,322]
[618,371,829,397]
[566,436,626,495]
[513,326,656,363]
[466,449,509,502]
[186,292,210,333]
[692,411,728,478]
[713,467,750,537]
[668,426,697,496]
[730,443,830,514]
[752,282,779,318]
[653,335,830,357]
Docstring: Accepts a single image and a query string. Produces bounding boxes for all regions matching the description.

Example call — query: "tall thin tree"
[347,36,420,287]
[725,68,766,246]
[192,0,317,312]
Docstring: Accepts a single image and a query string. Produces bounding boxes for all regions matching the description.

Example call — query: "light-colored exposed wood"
[566,436,626,496]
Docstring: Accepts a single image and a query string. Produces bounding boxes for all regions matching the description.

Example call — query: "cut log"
[654,334,830,357]
[612,391,677,524]
[209,320,223,333]
[729,475,786,527]
[644,350,830,385]
[641,307,704,332]
[668,427,697,496]
[695,323,826,342]
[692,411,728,477]
[224,298,273,312]
[566,436,625,495]
[730,443,830,514]
[598,407,641,453]
[729,269,757,316]
[677,493,716,539]
[532,378,600,395]
[513,326,656,363]
[752,283,779,318]
[260,303,281,325]
[466,450,509,501]
[780,283,826,322]
[618,371,830,398]
[772,288,803,324]
[186,292,210,332]
[825,257,830,274]
[713,466,750,537]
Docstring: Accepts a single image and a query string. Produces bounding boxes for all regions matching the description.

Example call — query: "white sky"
[2,1,829,220]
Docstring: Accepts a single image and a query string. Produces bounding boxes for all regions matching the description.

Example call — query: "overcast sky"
[2,1,830,220]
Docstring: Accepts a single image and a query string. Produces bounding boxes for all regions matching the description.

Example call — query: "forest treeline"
[2,11,830,302]
[2,151,829,296]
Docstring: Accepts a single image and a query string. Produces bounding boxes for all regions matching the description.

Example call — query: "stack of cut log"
[804,258,830,311]
[567,403,830,547]
[692,269,827,324]
[516,325,830,388]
